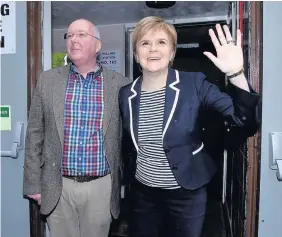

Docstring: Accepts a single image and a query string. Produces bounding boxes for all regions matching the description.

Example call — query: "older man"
[23,19,131,237]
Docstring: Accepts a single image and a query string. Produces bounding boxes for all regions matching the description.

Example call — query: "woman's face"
[135,29,174,74]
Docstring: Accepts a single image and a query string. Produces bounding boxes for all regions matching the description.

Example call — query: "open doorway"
[174,22,227,237]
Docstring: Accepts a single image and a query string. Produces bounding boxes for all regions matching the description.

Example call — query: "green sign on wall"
[0,105,11,130]
[0,106,10,117]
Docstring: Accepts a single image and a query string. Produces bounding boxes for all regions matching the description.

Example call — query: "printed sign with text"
[0,1,16,54]
[99,50,121,73]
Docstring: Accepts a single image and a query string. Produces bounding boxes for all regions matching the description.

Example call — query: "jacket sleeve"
[23,74,44,196]
[196,73,260,136]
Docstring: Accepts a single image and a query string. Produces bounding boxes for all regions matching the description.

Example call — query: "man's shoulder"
[40,65,67,78]
[102,67,132,86]
[37,65,69,85]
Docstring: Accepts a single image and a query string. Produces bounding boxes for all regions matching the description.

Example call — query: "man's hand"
[27,194,41,205]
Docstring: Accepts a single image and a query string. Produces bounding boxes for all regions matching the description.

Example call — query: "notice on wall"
[0,105,11,130]
[52,52,67,68]
[0,1,16,54]
[99,50,120,73]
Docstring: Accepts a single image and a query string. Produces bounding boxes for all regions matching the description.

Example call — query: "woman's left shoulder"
[174,70,206,85]
[178,70,205,80]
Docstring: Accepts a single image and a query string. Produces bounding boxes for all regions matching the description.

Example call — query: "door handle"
[270,132,282,181]
[1,122,24,158]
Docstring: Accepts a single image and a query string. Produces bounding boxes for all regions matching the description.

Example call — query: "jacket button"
[242,116,247,120]
[172,166,178,170]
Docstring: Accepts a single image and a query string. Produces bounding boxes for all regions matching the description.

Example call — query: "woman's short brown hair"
[132,16,177,66]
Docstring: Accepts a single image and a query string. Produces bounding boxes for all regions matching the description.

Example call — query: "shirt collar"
[70,61,103,76]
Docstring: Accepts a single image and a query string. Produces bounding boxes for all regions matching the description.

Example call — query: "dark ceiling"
[51,1,230,29]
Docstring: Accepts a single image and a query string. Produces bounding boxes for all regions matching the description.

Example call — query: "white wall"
[258,2,282,237]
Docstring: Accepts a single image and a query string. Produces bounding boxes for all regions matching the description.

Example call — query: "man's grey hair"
[93,26,100,40]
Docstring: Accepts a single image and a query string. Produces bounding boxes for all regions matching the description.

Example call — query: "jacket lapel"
[128,77,141,151]
[103,67,118,137]
[162,69,180,140]
[53,64,70,147]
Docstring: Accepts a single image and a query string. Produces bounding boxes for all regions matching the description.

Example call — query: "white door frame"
[42,4,52,237]
[42,1,52,71]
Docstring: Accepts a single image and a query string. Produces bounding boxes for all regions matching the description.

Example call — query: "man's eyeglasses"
[64,32,100,40]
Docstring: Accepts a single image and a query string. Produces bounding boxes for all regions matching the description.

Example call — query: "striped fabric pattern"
[62,64,110,177]
[136,87,180,189]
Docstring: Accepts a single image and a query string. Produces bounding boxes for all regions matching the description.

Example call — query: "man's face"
[66,20,101,65]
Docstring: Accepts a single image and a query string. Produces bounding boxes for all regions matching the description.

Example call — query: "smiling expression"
[135,29,175,74]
